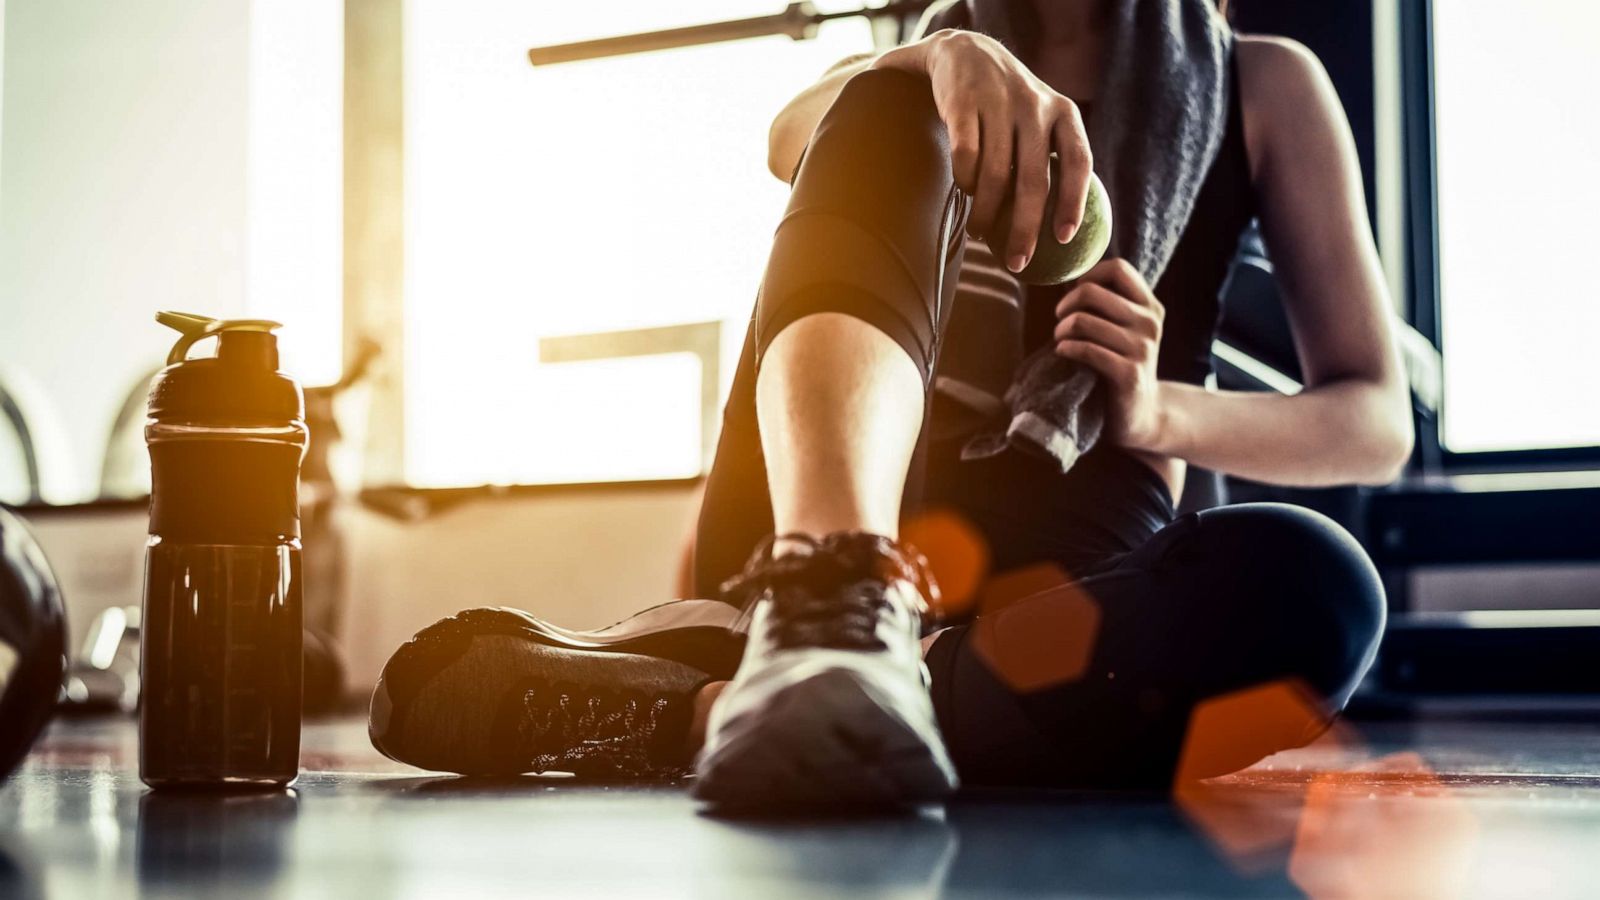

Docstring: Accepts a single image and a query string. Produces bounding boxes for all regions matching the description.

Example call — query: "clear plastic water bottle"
[140,312,308,788]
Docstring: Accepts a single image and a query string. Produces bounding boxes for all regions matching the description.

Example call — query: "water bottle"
[140,312,308,788]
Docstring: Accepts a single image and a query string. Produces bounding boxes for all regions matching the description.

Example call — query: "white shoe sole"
[692,669,958,808]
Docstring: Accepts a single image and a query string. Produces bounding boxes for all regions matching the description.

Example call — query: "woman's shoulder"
[1233,34,1348,183]
[1235,33,1325,74]
[1234,34,1341,122]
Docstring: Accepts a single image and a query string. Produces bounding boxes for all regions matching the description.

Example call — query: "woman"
[368,0,1409,808]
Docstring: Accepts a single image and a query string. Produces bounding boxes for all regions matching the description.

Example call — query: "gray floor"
[4,715,1600,898]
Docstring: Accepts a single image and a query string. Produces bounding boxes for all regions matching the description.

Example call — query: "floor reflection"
[1288,754,1479,899]
[1,717,1596,897]
[945,791,1302,897]
[679,755,1485,898]
[0,835,45,900]
[136,789,299,894]
[700,808,959,897]
[324,764,1500,898]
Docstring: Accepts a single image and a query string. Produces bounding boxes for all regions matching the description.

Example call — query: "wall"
[342,484,701,690]
[0,0,252,503]
[0,0,341,506]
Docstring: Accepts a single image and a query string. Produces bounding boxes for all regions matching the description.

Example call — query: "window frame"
[1400,0,1600,470]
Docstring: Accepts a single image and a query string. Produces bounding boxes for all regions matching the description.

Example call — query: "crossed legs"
[691,67,1386,792]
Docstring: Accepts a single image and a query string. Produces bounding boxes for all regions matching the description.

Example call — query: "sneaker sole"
[370,609,709,775]
[691,669,958,809]
[466,602,746,679]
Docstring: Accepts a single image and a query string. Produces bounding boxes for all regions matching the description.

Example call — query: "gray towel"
[912,0,1234,471]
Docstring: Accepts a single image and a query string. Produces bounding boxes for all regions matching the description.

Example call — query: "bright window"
[1432,2,1600,453]
[402,0,875,486]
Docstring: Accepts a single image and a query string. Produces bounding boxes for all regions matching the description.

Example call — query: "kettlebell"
[0,505,66,782]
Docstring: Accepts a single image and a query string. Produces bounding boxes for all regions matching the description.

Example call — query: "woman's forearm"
[1150,378,1413,487]
[768,53,882,182]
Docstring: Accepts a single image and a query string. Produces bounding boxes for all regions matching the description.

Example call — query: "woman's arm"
[769,31,1095,270]
[1053,36,1413,487]
[767,52,881,182]
[1163,36,1412,486]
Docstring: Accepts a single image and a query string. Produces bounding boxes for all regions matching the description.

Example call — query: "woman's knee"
[1191,503,1386,708]
[756,67,963,382]
[790,66,957,240]
[810,67,948,167]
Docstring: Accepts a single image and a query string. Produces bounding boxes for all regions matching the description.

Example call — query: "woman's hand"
[871,29,1092,274]
[1053,259,1168,452]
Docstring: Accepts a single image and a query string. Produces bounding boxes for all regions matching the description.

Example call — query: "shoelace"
[718,531,941,650]
[516,677,689,780]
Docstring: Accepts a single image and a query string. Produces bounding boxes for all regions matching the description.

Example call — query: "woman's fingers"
[1055,339,1136,388]
[1054,283,1161,335]
[1053,310,1146,359]
[1050,101,1093,244]
[1076,259,1164,315]
[922,31,1091,259]
[968,110,1014,240]
[1001,117,1051,271]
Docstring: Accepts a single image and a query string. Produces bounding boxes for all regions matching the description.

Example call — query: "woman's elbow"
[1360,426,1413,485]
[1354,397,1415,486]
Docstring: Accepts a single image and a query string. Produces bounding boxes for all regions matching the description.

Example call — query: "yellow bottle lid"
[156,311,283,366]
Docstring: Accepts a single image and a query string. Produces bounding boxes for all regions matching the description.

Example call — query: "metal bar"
[528,1,934,66]
[1211,340,1303,396]
[530,3,819,65]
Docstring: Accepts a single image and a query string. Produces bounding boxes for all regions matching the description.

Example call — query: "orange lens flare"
[1173,679,1352,873]
[900,507,991,619]
[1289,753,1479,900]
[1173,682,1479,891]
[970,578,1100,693]
[1176,680,1338,784]
[975,562,1074,617]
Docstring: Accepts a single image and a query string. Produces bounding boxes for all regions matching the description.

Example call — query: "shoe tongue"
[790,533,896,583]
[811,533,935,616]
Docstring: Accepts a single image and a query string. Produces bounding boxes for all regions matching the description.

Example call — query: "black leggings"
[696,67,1386,788]
[695,67,973,595]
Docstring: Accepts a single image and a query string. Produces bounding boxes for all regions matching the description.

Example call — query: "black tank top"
[918,54,1258,565]
[1020,55,1257,384]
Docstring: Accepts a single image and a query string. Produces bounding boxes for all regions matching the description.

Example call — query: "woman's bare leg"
[757,312,924,543]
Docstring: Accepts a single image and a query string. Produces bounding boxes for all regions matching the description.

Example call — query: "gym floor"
[3,715,1599,898]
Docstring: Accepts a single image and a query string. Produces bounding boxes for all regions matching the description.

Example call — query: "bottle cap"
[148,311,304,426]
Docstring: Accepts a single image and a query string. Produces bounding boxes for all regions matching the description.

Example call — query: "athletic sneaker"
[369,606,737,779]
[692,531,959,807]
